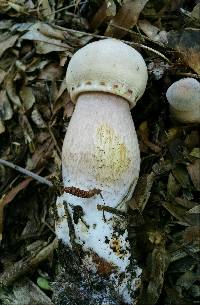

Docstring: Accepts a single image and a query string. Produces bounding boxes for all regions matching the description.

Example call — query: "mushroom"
[166,78,200,123]
[56,39,148,304]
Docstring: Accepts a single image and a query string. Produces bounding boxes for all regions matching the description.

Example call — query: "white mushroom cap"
[166,78,200,123]
[66,38,148,108]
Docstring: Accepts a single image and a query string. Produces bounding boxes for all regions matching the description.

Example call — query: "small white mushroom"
[166,78,200,123]
[56,39,148,304]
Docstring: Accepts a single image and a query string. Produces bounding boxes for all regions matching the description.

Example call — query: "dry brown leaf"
[167,173,181,197]
[138,19,159,39]
[11,278,54,305]
[167,29,200,74]
[183,226,200,243]
[38,0,55,22]
[38,63,63,81]
[52,90,72,119]
[0,120,5,134]
[0,177,33,240]
[0,89,13,120]
[20,86,35,110]
[0,33,19,58]
[0,69,6,85]
[191,3,200,21]
[31,108,46,129]
[90,0,116,30]
[179,47,200,75]
[1,177,33,206]
[21,23,72,54]
[190,148,200,159]
[38,23,65,40]
[105,0,149,38]
[128,172,155,211]
[5,72,22,107]
[26,138,53,171]
[172,165,191,189]
[187,159,200,191]
[139,121,161,153]
[64,101,74,118]
[187,205,200,214]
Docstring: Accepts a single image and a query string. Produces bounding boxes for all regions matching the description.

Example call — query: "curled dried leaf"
[105,0,149,38]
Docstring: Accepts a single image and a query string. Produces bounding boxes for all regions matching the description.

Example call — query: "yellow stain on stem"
[94,123,130,185]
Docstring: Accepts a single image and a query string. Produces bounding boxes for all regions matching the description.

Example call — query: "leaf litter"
[0,1,199,305]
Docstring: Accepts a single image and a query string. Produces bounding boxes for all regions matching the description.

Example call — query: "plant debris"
[0,1,199,305]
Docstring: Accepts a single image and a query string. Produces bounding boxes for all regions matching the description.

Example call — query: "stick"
[52,24,171,62]
[0,159,53,187]
[0,238,58,287]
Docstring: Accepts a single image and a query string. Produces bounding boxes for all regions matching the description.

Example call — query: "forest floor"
[0,1,199,305]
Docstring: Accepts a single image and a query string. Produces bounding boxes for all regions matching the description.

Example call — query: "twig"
[0,238,58,287]
[0,159,53,187]
[51,24,171,62]
[97,204,127,217]
[167,71,200,79]
[133,43,170,62]
[44,2,87,17]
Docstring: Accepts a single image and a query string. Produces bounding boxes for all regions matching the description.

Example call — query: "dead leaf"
[38,23,65,41]
[137,241,170,305]
[139,121,162,153]
[5,71,22,107]
[0,69,6,85]
[19,113,35,150]
[165,127,181,143]
[172,165,191,188]
[174,197,197,210]
[31,108,46,129]
[183,226,200,243]
[190,148,200,159]
[163,200,199,226]
[38,63,63,81]
[167,172,181,197]
[90,0,116,30]
[0,177,33,240]
[138,19,159,39]
[11,278,55,305]
[187,206,200,214]
[0,120,5,134]
[0,20,13,30]
[26,59,50,73]
[21,23,72,54]
[128,172,155,211]
[167,29,200,74]
[176,270,198,290]
[105,0,149,38]
[26,137,53,171]
[0,89,13,120]
[191,3,200,21]
[20,86,35,110]
[0,33,19,58]
[38,0,55,22]
[187,159,200,191]
[185,131,200,150]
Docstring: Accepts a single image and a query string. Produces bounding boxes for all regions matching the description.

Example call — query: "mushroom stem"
[56,92,141,303]
[62,92,140,207]
[56,38,148,304]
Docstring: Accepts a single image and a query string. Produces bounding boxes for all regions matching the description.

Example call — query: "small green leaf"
[37,277,51,291]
